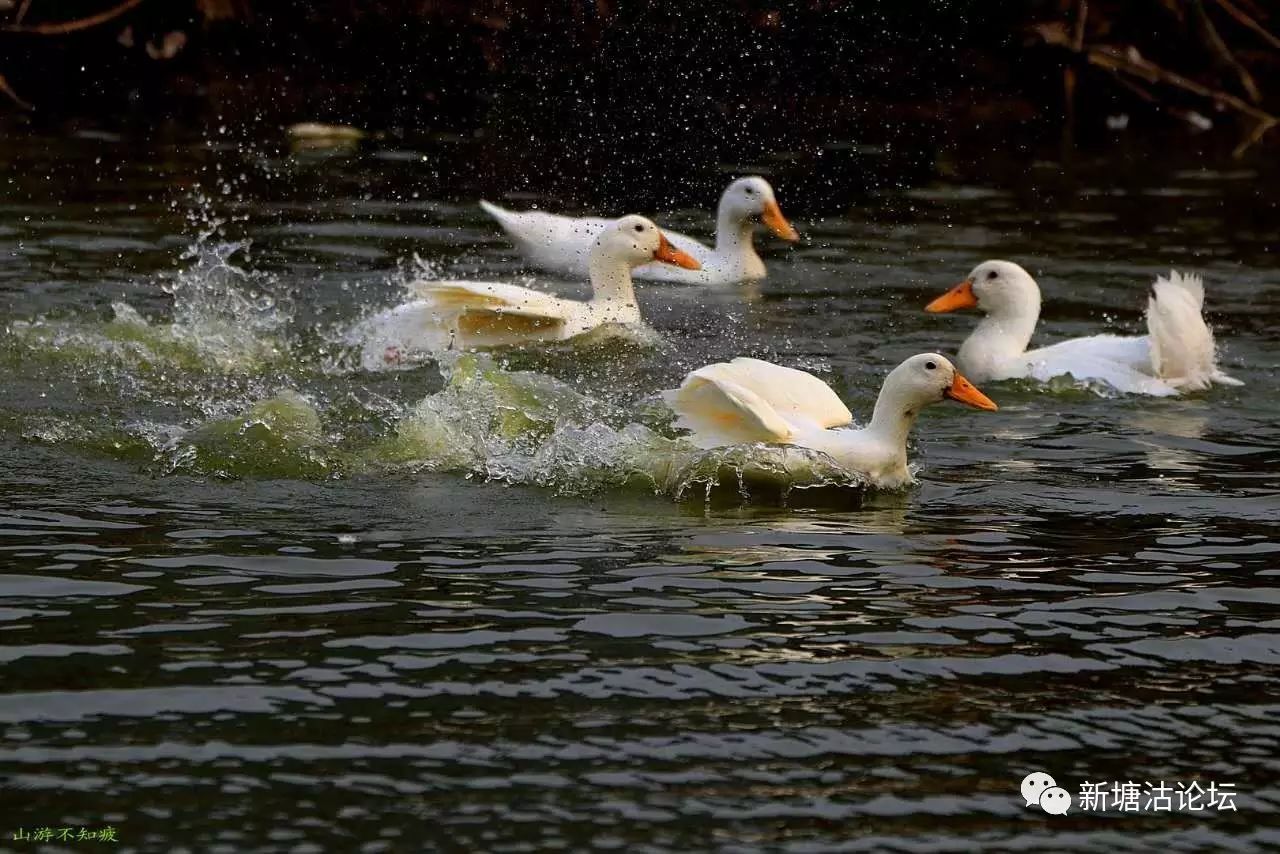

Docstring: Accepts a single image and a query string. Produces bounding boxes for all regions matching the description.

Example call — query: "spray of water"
[367,352,867,503]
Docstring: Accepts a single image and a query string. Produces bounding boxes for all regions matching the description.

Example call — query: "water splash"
[335,247,667,373]
[394,253,446,297]
[6,241,290,376]
[366,351,619,474]
[161,239,293,369]
[369,353,867,504]
[0,233,307,472]
[151,390,335,479]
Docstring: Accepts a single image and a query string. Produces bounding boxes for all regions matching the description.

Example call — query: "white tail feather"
[1145,271,1239,391]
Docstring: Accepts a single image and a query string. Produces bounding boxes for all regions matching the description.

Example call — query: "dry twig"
[1189,0,1261,104]
[0,72,33,109]
[1037,21,1277,156]
[1212,0,1280,51]
[2,0,144,35]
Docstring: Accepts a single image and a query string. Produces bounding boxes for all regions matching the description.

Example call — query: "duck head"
[926,260,1041,317]
[720,176,799,241]
[882,353,999,414]
[595,215,701,270]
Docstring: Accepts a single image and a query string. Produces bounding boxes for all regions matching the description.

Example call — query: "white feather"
[479,201,615,273]
[947,261,1241,396]
[479,177,793,286]
[1145,270,1240,390]
[663,372,796,448]
[692,358,853,429]
[664,354,992,490]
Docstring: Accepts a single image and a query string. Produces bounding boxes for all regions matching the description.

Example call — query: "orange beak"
[760,199,799,242]
[653,232,701,270]
[945,372,998,411]
[926,279,978,313]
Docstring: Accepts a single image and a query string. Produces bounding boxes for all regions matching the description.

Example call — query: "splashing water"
[0,234,307,475]
[151,389,334,479]
[371,353,867,503]
[160,239,293,370]
[2,231,867,502]
[394,252,446,297]
[6,240,290,376]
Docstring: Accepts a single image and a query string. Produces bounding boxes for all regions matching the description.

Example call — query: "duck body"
[349,282,639,361]
[929,262,1242,397]
[347,215,698,368]
[480,176,798,286]
[664,354,997,490]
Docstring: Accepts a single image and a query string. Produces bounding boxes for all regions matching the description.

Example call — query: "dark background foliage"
[1,1,1276,208]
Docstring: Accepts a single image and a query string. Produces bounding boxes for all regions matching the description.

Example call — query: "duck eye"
[925,361,937,370]
[634,224,645,233]
[986,270,998,280]
[744,188,755,196]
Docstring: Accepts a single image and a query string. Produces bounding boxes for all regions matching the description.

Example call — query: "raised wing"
[698,358,853,429]
[1145,270,1238,391]
[664,369,796,448]
[411,280,570,316]
[413,280,572,347]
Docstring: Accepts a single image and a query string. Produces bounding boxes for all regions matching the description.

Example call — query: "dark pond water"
[2,125,1278,851]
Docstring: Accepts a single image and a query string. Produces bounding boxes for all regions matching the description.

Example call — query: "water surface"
[2,127,1278,851]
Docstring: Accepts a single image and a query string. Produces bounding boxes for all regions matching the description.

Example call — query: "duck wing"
[708,358,853,428]
[1022,335,1179,396]
[663,358,852,448]
[412,280,574,347]
[664,372,795,448]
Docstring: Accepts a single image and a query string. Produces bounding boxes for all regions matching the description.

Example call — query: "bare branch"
[0,72,33,109]
[1036,23,1277,155]
[1,0,144,35]
[1213,0,1280,51]
[1189,0,1261,104]
[1233,116,1277,157]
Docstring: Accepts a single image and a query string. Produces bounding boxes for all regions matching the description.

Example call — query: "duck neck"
[866,384,922,455]
[963,291,1041,367]
[588,255,640,313]
[714,204,758,261]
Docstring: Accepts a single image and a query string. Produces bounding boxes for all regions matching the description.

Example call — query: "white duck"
[664,353,998,489]
[479,176,799,286]
[349,215,698,367]
[926,260,1242,396]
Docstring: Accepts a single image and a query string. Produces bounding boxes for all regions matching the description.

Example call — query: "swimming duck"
[664,353,997,489]
[349,215,698,367]
[926,261,1242,396]
[479,176,798,286]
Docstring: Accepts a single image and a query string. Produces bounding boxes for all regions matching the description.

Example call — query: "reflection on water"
[1,127,1278,850]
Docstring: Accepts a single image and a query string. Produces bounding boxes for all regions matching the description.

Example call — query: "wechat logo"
[1022,771,1072,815]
